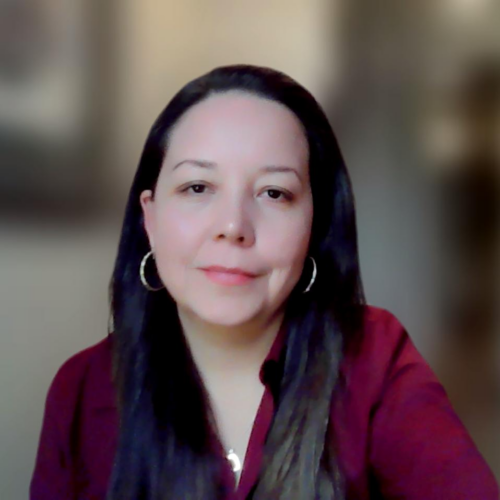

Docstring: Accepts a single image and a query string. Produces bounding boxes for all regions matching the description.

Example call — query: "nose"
[212,197,256,247]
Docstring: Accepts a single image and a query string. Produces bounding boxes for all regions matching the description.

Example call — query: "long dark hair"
[107,65,365,500]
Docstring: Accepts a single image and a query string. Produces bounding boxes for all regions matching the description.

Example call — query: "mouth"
[199,266,259,286]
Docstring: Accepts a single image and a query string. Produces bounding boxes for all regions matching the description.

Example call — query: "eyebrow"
[172,159,303,182]
[172,159,216,170]
[259,165,303,182]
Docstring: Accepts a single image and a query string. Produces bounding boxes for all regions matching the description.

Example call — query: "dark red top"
[30,306,499,499]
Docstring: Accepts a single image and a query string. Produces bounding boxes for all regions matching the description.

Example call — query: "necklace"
[226,449,242,474]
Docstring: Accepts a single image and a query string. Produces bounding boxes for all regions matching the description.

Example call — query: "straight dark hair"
[107,64,365,500]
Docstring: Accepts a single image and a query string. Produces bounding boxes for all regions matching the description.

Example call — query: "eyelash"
[178,183,211,196]
[262,188,293,202]
[184,183,208,194]
[178,183,293,202]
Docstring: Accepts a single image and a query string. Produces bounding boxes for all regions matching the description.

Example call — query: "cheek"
[261,210,312,271]
[261,220,311,302]
[152,208,203,278]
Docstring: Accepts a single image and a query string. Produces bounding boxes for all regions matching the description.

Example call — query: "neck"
[178,308,284,381]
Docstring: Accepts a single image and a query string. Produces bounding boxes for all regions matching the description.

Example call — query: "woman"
[30,65,498,500]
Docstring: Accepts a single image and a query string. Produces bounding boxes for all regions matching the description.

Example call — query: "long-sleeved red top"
[30,306,499,499]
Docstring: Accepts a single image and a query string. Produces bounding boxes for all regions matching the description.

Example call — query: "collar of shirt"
[223,320,288,499]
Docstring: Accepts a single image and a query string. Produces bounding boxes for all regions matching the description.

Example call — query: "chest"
[207,377,266,469]
[74,372,373,499]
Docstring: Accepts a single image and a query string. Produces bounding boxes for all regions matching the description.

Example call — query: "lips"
[201,266,258,277]
[199,266,259,286]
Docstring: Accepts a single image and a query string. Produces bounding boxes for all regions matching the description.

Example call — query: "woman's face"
[140,91,313,327]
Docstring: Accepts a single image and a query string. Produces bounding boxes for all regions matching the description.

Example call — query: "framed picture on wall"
[0,0,113,217]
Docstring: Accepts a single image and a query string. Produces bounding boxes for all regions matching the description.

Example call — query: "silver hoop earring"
[302,256,317,294]
[140,250,164,292]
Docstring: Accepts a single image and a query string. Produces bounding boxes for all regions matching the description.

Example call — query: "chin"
[197,309,260,328]
[187,299,266,328]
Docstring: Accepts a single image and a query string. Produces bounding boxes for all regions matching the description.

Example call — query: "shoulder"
[46,336,115,416]
[31,338,116,497]
[359,304,409,344]
[339,305,441,413]
[49,337,112,391]
[336,306,499,499]
[343,305,418,373]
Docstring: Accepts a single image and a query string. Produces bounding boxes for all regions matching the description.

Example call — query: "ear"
[139,189,156,250]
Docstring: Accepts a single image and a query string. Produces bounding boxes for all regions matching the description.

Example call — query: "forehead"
[164,91,309,168]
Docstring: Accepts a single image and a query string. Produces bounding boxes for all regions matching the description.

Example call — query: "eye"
[261,188,293,202]
[189,184,207,194]
[179,182,210,195]
[267,189,282,199]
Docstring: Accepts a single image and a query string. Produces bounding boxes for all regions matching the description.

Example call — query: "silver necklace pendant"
[226,449,242,473]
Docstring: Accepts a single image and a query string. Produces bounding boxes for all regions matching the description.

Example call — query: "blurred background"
[1,0,499,497]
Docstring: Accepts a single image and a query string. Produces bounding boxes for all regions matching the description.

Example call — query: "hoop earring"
[302,256,317,294]
[140,250,164,292]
